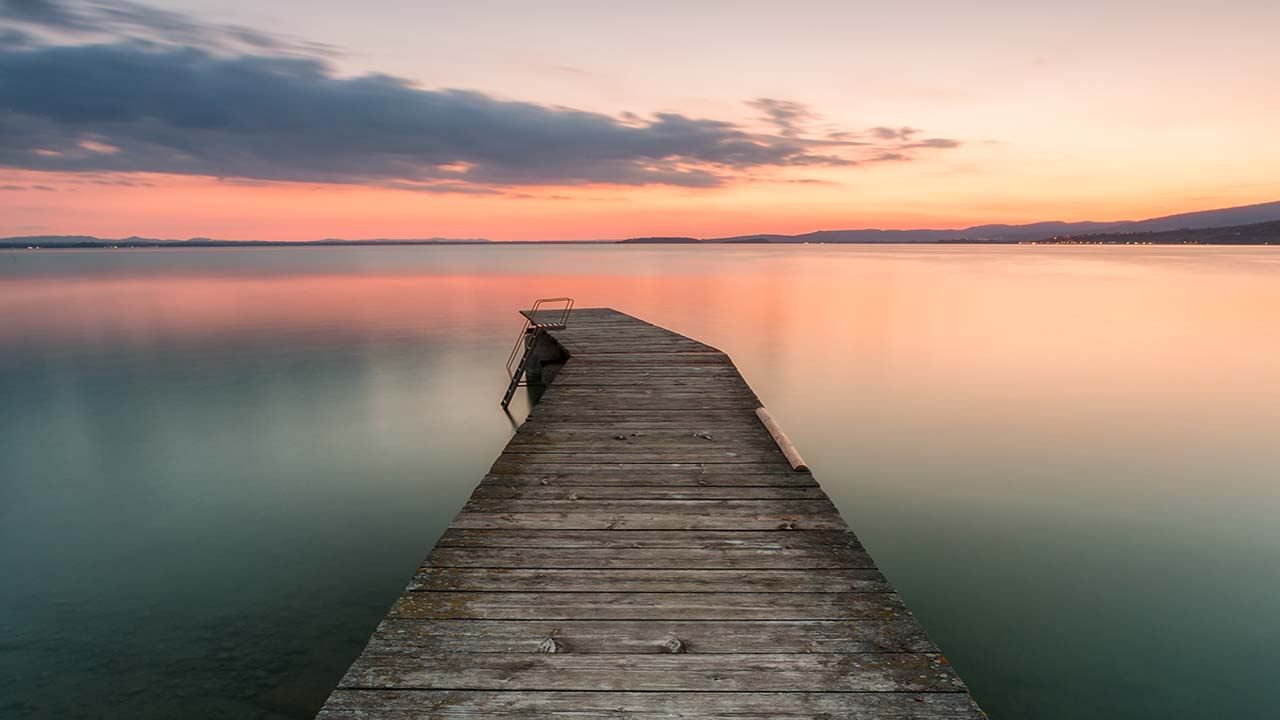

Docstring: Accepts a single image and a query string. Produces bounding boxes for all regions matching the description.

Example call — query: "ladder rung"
[501,331,541,408]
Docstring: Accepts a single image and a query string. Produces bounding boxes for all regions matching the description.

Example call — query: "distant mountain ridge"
[707,200,1280,243]
[4,200,1280,247]
[1034,219,1280,245]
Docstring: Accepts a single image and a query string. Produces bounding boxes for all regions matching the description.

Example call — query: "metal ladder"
[500,297,574,408]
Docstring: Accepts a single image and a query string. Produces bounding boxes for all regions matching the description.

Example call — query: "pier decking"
[318,308,985,719]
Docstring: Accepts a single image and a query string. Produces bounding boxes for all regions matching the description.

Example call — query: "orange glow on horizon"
[3,166,1278,241]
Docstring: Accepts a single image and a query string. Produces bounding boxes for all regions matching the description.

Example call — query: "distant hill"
[0,236,491,248]
[707,200,1280,243]
[1031,219,1280,245]
[6,200,1280,248]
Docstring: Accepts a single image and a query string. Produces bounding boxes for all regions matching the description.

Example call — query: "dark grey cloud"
[0,183,56,190]
[76,175,154,186]
[747,103,960,161]
[746,98,815,138]
[0,2,964,191]
[871,126,921,141]
[1,0,333,56]
[0,26,35,45]
[0,0,78,25]
[901,137,961,150]
[381,181,506,195]
[0,43,885,188]
[870,152,909,163]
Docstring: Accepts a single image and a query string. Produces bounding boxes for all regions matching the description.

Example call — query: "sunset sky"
[1,0,1278,240]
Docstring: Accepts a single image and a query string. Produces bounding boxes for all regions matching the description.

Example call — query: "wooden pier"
[318,308,985,719]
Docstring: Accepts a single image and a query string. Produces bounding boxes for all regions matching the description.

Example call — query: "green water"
[1,245,1278,718]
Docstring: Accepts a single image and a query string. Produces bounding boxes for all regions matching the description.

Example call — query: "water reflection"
[1,245,1278,719]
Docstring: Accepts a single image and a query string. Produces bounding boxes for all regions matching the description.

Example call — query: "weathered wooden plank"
[522,418,766,429]
[544,385,758,396]
[512,430,771,441]
[534,393,759,403]
[479,472,820,487]
[550,376,744,385]
[493,450,787,464]
[451,513,849,530]
[551,335,707,341]
[497,446,785,460]
[389,591,907,621]
[524,411,773,423]
[553,369,744,381]
[531,403,763,414]
[555,361,741,371]
[470,484,826,500]
[487,461,797,474]
[319,691,981,719]
[340,653,966,693]
[517,421,769,433]
[557,343,717,353]
[508,431,776,448]
[557,353,734,364]
[319,690,984,719]
[544,325,686,332]
[557,344,716,351]
[547,379,746,388]
[462,498,836,515]
[512,425,773,439]
[555,329,697,335]
[551,329,707,337]
[424,544,871,568]
[364,617,935,654]
[409,567,888,592]
[505,433,777,445]
[436,528,862,550]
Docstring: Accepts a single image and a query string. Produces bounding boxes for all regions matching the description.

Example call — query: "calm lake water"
[2,244,1278,719]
